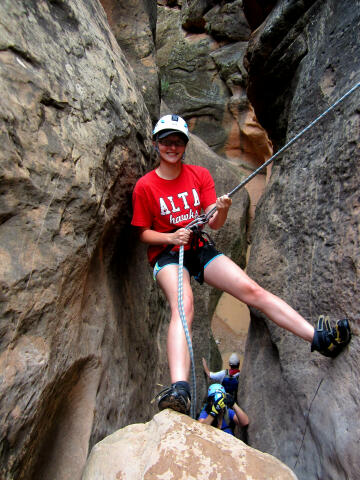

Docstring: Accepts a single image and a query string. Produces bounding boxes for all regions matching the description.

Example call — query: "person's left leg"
[204,254,315,342]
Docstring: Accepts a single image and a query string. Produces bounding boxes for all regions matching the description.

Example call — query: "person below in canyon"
[198,384,249,435]
[131,114,352,415]
[202,352,240,403]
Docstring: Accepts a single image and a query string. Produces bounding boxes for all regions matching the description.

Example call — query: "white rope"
[178,244,197,418]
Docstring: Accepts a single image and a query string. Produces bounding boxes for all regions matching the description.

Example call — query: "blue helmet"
[207,383,225,398]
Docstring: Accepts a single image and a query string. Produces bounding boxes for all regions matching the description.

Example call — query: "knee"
[170,295,194,322]
[239,280,266,306]
[182,295,194,321]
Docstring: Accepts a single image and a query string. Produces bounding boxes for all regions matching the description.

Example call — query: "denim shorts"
[153,243,223,284]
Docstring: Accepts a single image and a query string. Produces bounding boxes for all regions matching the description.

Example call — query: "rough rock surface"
[100,0,160,121]
[0,2,249,479]
[82,409,299,480]
[0,1,157,479]
[241,1,360,479]
[204,0,251,42]
[156,2,272,170]
[157,6,230,153]
[181,0,218,32]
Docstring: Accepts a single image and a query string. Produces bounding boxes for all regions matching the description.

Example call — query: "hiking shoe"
[156,381,191,414]
[311,315,352,358]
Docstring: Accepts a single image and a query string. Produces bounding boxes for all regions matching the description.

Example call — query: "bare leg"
[204,255,314,342]
[156,265,194,383]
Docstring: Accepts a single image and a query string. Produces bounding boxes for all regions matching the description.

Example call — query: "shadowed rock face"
[99,0,160,122]
[241,1,360,479]
[82,409,298,480]
[0,1,157,479]
[243,0,277,30]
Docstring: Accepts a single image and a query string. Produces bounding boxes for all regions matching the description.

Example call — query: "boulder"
[204,0,251,42]
[181,0,218,31]
[82,409,299,479]
[241,1,360,479]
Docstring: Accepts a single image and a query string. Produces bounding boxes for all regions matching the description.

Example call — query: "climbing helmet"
[152,114,189,143]
[229,353,240,367]
[207,383,226,398]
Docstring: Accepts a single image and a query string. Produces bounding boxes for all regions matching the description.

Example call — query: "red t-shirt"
[131,164,217,265]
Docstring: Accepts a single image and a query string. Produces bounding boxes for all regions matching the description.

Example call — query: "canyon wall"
[0,1,359,479]
[0,1,156,478]
[0,1,248,479]
[241,1,360,479]
[157,0,273,172]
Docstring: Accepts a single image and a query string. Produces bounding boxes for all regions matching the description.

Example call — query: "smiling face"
[154,133,187,165]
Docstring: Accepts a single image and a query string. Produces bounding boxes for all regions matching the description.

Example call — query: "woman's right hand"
[171,228,191,246]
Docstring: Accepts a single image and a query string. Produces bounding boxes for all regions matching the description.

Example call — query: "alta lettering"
[159,189,200,216]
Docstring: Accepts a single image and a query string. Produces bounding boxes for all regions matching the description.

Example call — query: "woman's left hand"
[216,195,232,211]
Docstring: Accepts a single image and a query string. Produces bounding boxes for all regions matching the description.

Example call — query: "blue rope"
[178,244,197,418]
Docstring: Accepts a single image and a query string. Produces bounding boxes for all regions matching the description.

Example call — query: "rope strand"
[205,80,360,222]
[178,244,197,418]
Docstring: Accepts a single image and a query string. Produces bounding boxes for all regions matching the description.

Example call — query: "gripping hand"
[225,393,235,408]
[209,392,226,417]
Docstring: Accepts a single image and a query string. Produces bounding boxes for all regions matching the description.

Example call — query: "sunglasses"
[158,138,186,147]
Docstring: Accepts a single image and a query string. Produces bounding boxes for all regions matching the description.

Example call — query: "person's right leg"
[156,264,194,383]
[155,264,194,412]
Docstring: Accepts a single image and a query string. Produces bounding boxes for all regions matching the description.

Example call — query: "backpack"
[221,369,239,398]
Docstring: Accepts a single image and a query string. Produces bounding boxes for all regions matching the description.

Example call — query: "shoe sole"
[158,394,190,414]
[335,319,352,345]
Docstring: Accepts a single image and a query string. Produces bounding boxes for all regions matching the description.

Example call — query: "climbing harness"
[177,80,359,420]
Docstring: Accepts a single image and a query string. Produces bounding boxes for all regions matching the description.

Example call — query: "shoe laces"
[151,384,172,405]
